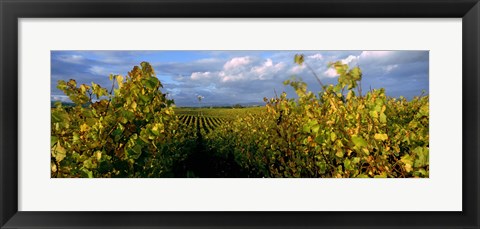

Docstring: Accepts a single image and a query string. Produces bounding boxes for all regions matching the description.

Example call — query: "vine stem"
[304,62,325,89]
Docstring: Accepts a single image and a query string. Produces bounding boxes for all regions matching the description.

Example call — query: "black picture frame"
[1,0,479,228]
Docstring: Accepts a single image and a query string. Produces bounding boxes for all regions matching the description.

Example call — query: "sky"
[51,50,429,107]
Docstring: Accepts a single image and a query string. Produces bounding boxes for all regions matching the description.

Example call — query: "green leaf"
[335,150,344,158]
[316,162,327,174]
[53,143,67,162]
[350,66,362,81]
[144,77,159,90]
[356,174,369,178]
[413,147,429,168]
[401,154,414,172]
[128,144,142,160]
[51,136,58,147]
[330,132,337,142]
[139,94,150,103]
[81,168,93,178]
[51,111,67,123]
[294,54,304,65]
[374,173,387,178]
[83,158,96,169]
[112,128,123,142]
[352,157,361,164]
[351,135,367,148]
[344,158,352,170]
[122,110,135,121]
[302,124,311,133]
[379,113,387,123]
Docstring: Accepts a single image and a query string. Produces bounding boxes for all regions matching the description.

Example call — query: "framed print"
[1,0,479,228]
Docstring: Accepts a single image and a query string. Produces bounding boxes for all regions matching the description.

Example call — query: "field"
[175,107,265,120]
[175,107,265,133]
[171,107,266,177]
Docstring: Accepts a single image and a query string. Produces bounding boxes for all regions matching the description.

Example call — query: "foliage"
[51,62,195,178]
[51,58,429,178]
[205,58,429,178]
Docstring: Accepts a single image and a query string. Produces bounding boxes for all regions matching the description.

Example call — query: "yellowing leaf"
[116,75,124,89]
[330,132,337,142]
[80,123,89,132]
[51,162,57,173]
[95,151,102,161]
[362,148,370,155]
[404,164,413,172]
[401,154,414,172]
[53,143,67,162]
[374,133,388,141]
[335,150,344,158]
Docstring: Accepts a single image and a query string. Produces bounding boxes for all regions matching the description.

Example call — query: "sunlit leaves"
[51,62,192,178]
[374,133,388,141]
[294,54,304,65]
[352,135,367,148]
[116,75,124,89]
[401,154,414,173]
[206,56,429,178]
[328,61,362,91]
[144,77,160,90]
[52,143,67,162]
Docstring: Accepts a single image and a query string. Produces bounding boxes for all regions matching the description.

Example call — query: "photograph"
[50,50,429,178]
[3,0,478,227]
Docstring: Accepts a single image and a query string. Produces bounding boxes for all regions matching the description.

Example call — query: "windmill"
[197,95,204,116]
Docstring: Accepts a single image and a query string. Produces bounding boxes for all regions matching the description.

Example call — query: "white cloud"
[289,65,306,74]
[196,58,220,64]
[51,95,71,102]
[221,72,247,82]
[307,53,323,60]
[384,64,399,73]
[191,71,213,80]
[324,51,394,78]
[88,66,107,75]
[188,57,286,83]
[58,55,84,64]
[334,51,394,67]
[341,55,359,65]
[323,68,339,78]
[223,56,251,70]
[359,51,392,59]
[251,59,285,80]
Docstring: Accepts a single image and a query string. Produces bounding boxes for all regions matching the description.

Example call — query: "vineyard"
[51,56,429,178]
[178,114,223,134]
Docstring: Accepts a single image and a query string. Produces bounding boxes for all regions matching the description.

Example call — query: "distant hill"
[176,101,265,108]
[51,101,92,108]
[51,101,73,108]
[51,100,266,109]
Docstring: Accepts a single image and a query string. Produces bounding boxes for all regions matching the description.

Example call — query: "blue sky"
[51,50,428,107]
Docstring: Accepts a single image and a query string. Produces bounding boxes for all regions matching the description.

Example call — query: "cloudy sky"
[51,50,428,107]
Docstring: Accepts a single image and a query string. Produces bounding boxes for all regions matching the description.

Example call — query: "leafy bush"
[51,62,195,178]
[206,57,429,178]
